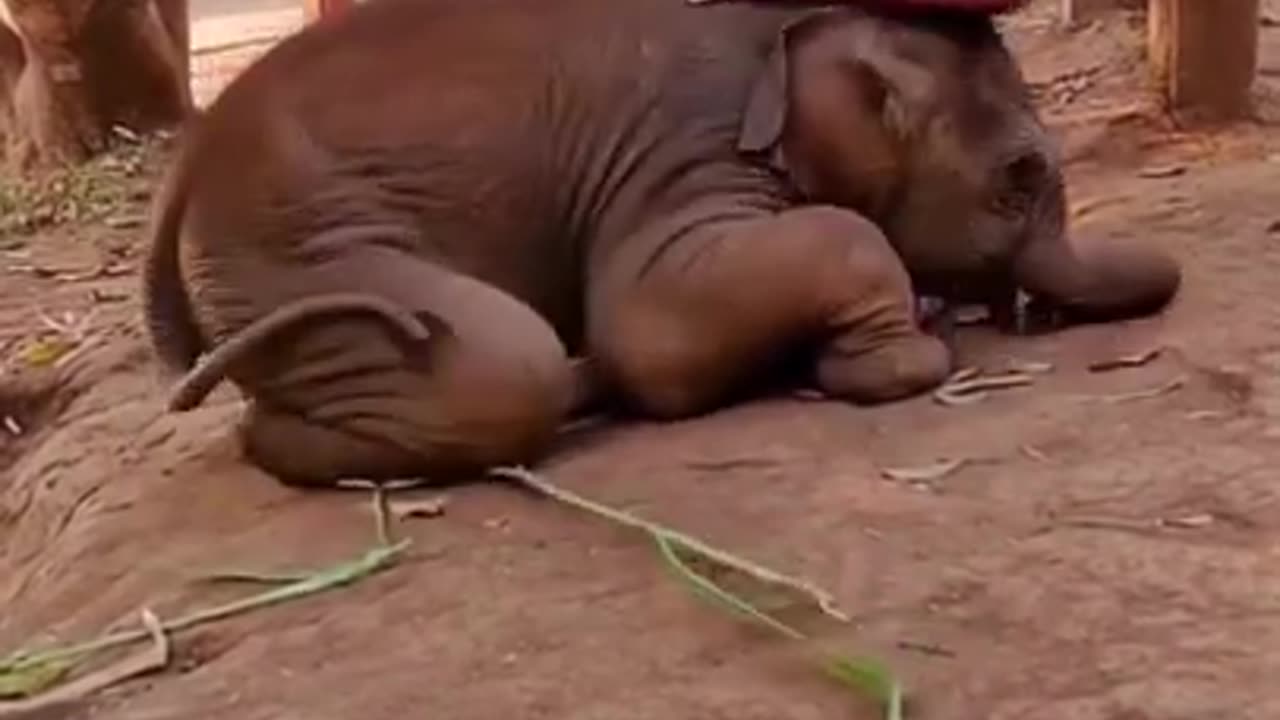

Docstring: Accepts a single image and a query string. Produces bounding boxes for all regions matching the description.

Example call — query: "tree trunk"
[0,0,191,169]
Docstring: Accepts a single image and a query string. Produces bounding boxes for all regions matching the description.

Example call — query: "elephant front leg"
[588,204,952,418]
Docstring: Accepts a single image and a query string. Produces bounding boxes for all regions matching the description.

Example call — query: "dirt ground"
[4,2,1280,718]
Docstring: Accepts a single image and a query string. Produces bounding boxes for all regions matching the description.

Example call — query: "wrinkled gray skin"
[143,0,1180,487]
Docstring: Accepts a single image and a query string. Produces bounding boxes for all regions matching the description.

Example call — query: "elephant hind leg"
[215,253,574,487]
[237,301,574,486]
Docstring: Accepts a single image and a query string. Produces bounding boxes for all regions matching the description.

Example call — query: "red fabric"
[738,0,1030,15]
[859,0,1031,14]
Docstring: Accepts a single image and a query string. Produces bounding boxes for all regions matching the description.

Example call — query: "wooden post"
[1148,0,1260,121]
[303,0,355,24]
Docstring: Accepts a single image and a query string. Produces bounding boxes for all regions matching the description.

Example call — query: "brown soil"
[4,3,1280,718]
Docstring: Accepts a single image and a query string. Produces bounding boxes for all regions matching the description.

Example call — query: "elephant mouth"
[910,261,1014,305]
[912,228,1182,336]
[912,266,1074,336]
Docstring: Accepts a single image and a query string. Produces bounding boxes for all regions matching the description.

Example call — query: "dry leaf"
[1020,444,1050,462]
[393,497,449,521]
[1006,360,1055,375]
[1095,376,1186,404]
[934,372,1036,407]
[104,215,143,229]
[19,339,72,368]
[1056,515,1157,532]
[1137,164,1187,179]
[1088,347,1164,373]
[879,459,968,483]
[1160,513,1215,530]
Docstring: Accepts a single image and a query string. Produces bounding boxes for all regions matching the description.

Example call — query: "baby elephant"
[143,0,1179,486]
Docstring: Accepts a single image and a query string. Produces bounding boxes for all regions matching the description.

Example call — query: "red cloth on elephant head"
[860,0,1030,13]
[688,0,1031,15]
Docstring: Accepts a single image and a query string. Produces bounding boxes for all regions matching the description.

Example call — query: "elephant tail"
[141,128,204,376]
[167,293,434,412]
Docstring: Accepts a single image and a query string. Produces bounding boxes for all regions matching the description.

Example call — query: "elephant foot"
[239,401,430,486]
[815,333,952,404]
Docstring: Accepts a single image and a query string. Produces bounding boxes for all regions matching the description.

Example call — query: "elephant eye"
[990,152,1044,217]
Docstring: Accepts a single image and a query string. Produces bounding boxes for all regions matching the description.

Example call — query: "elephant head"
[739,9,1179,327]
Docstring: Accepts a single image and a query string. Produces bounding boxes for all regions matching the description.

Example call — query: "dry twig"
[1092,376,1186,404]
[933,371,1036,407]
[879,459,969,484]
[1088,346,1164,373]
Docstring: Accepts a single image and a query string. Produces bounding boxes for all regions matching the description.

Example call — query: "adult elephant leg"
[588,203,952,418]
[191,248,574,487]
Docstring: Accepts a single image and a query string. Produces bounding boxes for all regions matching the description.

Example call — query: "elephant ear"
[738,12,836,159]
[738,30,791,156]
[738,11,915,179]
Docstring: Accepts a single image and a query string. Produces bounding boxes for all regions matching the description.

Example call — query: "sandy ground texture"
[4,1,1280,718]
[189,0,305,108]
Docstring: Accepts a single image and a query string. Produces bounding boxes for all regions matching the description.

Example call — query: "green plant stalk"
[492,467,848,622]
[655,534,805,641]
[495,467,904,719]
[657,533,904,719]
[196,570,314,585]
[1,541,409,675]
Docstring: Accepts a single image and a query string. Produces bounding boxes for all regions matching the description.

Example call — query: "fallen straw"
[490,466,904,719]
[933,371,1036,407]
[0,480,410,691]
[0,542,407,679]
[0,609,170,718]
[490,466,850,623]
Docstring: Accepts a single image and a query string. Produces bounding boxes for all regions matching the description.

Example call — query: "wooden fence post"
[1148,0,1260,120]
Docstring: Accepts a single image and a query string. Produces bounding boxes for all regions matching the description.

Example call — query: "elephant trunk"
[1011,227,1182,323]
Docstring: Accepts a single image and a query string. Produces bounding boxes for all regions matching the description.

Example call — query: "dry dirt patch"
[4,4,1280,718]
